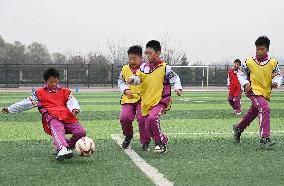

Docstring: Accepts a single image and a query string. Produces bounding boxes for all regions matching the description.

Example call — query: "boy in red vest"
[227,59,242,115]
[2,68,86,160]
[118,45,149,151]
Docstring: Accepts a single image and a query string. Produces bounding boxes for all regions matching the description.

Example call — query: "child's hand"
[175,89,182,96]
[124,89,133,97]
[272,82,278,89]
[244,83,251,93]
[127,77,134,84]
[72,109,80,116]
[1,107,9,113]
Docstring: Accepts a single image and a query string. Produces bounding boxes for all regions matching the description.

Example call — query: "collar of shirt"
[145,59,163,70]
[254,55,270,66]
[43,85,62,93]
[129,65,140,74]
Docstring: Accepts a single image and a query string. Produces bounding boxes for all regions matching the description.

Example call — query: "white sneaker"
[236,112,241,116]
[154,143,168,153]
[56,147,73,161]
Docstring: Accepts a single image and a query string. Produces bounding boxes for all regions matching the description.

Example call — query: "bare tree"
[107,40,128,65]
[159,34,187,66]
[51,52,67,64]
[67,54,86,64]
[26,42,51,64]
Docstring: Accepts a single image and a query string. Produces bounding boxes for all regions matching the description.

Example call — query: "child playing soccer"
[233,36,283,147]
[2,67,86,160]
[227,59,242,115]
[127,40,182,153]
[118,45,149,151]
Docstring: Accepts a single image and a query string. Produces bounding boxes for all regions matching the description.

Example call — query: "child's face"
[128,54,142,69]
[256,45,269,59]
[234,62,240,69]
[45,76,59,90]
[145,47,161,63]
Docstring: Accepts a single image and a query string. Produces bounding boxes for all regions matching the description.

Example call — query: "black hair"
[127,45,143,57]
[255,35,270,49]
[146,40,161,52]
[234,59,241,65]
[43,67,60,81]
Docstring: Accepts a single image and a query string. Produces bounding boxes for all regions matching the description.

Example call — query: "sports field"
[1,91,284,186]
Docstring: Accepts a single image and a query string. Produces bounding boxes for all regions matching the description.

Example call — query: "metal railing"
[1,63,282,88]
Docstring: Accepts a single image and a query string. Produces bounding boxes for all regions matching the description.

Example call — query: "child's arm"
[166,65,182,96]
[237,60,251,92]
[272,64,283,88]
[67,94,80,115]
[2,92,38,113]
[118,71,133,97]
[227,69,231,88]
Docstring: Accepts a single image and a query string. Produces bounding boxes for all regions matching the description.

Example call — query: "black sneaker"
[259,137,276,148]
[154,142,168,153]
[142,142,150,151]
[121,136,132,149]
[233,124,242,143]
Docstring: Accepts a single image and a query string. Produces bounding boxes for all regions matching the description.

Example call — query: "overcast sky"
[1,0,284,64]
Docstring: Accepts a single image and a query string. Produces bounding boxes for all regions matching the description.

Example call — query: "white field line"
[111,134,174,186]
[128,131,284,137]
[166,131,284,135]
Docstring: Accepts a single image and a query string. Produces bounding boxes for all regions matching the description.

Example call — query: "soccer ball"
[75,136,95,157]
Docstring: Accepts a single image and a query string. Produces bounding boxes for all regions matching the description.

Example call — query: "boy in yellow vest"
[118,45,149,150]
[128,40,182,153]
[233,36,283,148]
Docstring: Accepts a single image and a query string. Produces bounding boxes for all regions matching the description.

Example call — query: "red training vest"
[228,68,241,96]
[36,87,78,135]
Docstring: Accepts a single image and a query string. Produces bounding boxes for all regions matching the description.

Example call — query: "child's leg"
[235,94,242,113]
[237,94,264,133]
[135,102,150,144]
[49,118,69,151]
[145,103,168,145]
[228,94,236,110]
[65,122,86,148]
[253,96,270,138]
[119,104,136,137]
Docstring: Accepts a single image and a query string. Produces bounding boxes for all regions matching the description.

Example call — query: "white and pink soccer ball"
[75,136,95,157]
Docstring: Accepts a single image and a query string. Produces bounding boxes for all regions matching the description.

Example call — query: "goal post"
[170,65,209,88]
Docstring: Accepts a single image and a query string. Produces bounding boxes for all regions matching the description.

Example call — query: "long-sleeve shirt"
[8,87,80,114]
[131,62,183,90]
[129,60,182,116]
[237,56,283,87]
[118,64,141,104]
[237,56,283,100]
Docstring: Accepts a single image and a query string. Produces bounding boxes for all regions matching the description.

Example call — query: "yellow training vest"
[139,62,171,116]
[246,57,278,100]
[120,65,141,104]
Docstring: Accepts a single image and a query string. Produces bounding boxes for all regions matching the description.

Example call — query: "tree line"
[0,35,189,66]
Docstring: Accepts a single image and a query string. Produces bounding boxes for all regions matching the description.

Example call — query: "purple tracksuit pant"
[236,91,271,138]
[48,117,86,150]
[228,93,242,113]
[144,103,169,145]
[119,101,148,144]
